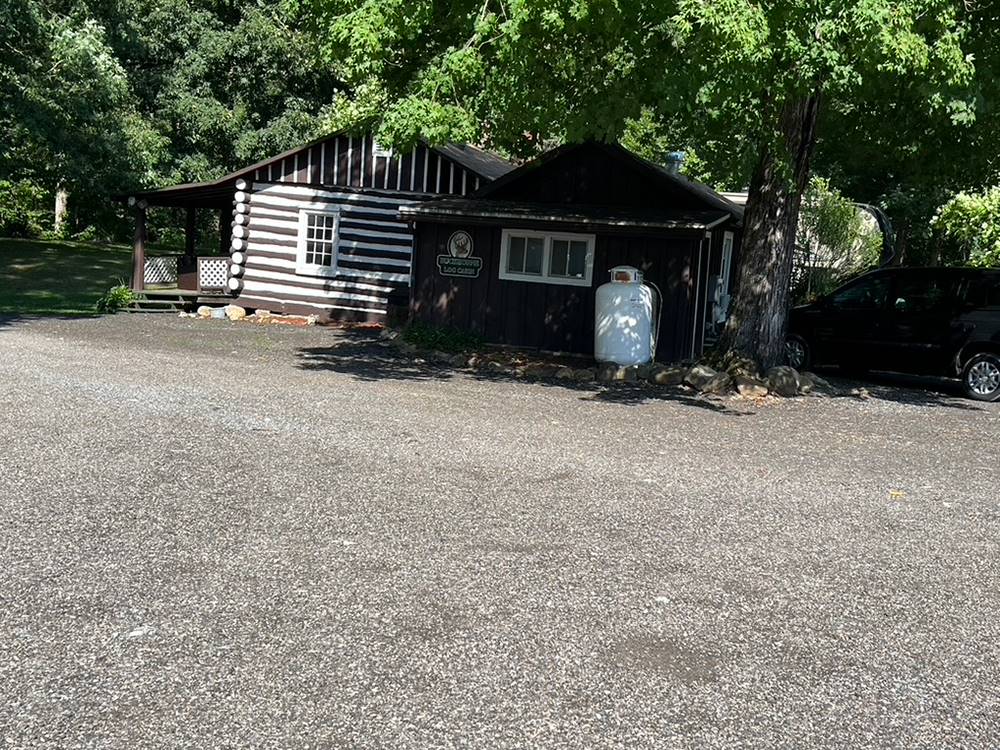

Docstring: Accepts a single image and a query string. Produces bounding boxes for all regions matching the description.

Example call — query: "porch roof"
[114,177,246,209]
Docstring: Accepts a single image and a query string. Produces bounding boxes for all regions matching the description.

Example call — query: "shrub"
[401,321,483,352]
[95,283,137,313]
[793,177,884,301]
[72,225,101,243]
[0,180,49,238]
[931,188,1000,268]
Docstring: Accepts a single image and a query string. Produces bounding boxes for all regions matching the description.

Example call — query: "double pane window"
[500,230,594,286]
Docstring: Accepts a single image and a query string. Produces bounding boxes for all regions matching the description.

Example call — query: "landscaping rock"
[799,371,833,395]
[735,375,769,399]
[573,367,596,382]
[196,305,213,319]
[649,364,688,386]
[555,366,576,380]
[253,309,271,320]
[699,372,734,395]
[378,327,399,341]
[398,342,418,356]
[522,362,561,379]
[767,365,801,397]
[487,360,517,376]
[597,362,637,382]
[725,354,762,380]
[224,304,247,321]
[633,363,654,380]
[684,363,718,390]
[448,353,467,368]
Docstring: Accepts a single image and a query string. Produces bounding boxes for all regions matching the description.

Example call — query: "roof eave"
[400,204,730,231]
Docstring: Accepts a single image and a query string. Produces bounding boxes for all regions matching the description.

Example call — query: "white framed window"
[296,209,340,277]
[499,229,595,286]
[371,139,393,158]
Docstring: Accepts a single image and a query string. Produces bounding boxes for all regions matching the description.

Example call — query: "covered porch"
[122,177,242,299]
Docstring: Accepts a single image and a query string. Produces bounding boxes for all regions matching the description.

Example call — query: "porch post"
[130,200,147,292]
[218,209,229,255]
[184,207,197,257]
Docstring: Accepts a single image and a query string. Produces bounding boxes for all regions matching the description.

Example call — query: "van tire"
[785,335,810,370]
[962,353,1000,402]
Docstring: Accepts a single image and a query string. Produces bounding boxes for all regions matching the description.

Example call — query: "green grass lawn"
[0,237,134,315]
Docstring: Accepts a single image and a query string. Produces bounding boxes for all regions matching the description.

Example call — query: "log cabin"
[120,130,513,320]
[400,142,745,362]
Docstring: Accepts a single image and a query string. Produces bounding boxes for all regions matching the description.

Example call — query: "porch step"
[127,289,230,313]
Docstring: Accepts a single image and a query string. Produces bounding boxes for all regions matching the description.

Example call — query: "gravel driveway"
[1,314,999,749]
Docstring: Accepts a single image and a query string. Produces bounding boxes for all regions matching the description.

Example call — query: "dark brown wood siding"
[410,220,710,362]
[485,147,710,211]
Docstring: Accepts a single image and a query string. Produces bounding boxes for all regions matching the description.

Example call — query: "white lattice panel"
[199,257,229,290]
[144,256,178,285]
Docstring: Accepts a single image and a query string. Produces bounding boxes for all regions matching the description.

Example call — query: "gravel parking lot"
[2,314,999,749]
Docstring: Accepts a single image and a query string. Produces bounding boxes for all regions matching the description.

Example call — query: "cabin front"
[401,142,744,362]
[121,130,513,319]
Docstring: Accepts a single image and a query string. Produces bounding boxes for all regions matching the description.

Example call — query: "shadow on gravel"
[0,313,99,331]
[296,334,988,413]
[580,384,747,414]
[296,337,747,415]
[819,370,984,411]
[297,340,457,382]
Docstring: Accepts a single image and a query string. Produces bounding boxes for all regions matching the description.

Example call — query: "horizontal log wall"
[236,182,417,319]
[250,133,482,196]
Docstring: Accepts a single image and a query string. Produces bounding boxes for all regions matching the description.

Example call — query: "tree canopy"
[0,0,342,234]
[307,0,982,364]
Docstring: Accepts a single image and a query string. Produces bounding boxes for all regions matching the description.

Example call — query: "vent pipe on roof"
[664,151,686,174]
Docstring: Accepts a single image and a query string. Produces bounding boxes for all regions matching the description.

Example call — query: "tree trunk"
[718,92,821,369]
[54,185,69,236]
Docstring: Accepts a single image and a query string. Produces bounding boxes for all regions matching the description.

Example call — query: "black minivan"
[786,267,1000,401]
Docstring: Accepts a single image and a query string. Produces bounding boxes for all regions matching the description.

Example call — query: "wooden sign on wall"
[437,230,482,278]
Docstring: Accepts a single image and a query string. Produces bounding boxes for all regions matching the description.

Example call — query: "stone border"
[380,329,855,400]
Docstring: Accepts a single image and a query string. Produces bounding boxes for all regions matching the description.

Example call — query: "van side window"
[965,277,1000,309]
[829,275,891,310]
[892,274,954,314]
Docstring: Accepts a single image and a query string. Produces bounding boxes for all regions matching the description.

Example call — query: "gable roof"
[474,141,744,224]
[117,130,514,208]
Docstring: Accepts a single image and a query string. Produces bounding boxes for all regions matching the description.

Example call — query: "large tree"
[1,0,344,236]
[0,0,160,230]
[307,0,979,366]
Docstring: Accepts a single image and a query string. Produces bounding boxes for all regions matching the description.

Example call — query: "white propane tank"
[594,266,655,365]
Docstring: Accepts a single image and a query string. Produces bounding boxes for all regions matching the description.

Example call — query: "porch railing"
[198,257,229,292]
[142,254,229,294]
[143,255,179,286]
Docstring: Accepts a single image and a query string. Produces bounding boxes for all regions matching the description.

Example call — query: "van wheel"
[785,335,810,370]
[962,353,1000,402]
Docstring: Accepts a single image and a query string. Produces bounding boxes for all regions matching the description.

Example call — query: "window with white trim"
[499,229,595,286]
[296,209,340,277]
